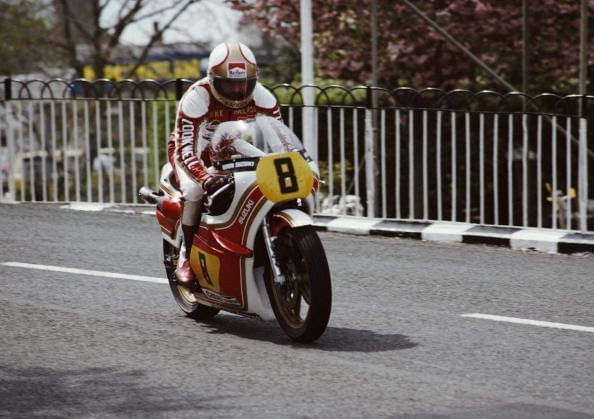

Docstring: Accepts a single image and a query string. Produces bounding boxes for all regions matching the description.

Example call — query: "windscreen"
[251,115,305,154]
[209,116,305,165]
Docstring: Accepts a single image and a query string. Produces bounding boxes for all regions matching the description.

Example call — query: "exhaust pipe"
[139,187,182,219]
[138,187,163,205]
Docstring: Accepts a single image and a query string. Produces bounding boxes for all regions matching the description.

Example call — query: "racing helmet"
[207,42,259,109]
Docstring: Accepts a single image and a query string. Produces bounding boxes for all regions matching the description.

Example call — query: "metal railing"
[1,78,593,232]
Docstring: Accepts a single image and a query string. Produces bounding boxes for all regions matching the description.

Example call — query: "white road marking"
[461,313,594,333]
[1,262,167,284]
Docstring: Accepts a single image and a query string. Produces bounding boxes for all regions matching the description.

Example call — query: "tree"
[0,0,204,79]
[53,0,201,79]
[227,0,594,94]
[0,0,60,77]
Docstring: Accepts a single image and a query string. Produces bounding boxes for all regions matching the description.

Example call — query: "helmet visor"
[213,77,257,102]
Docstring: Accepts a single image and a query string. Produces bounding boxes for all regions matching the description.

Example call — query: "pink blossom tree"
[227,0,593,94]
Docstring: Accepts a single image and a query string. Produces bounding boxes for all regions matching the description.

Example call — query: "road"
[1,203,593,418]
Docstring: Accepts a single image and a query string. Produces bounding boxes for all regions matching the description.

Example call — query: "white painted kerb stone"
[510,230,567,253]
[61,203,113,212]
[325,217,380,235]
[421,222,473,242]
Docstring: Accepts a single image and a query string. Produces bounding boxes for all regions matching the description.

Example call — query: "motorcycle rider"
[167,41,282,289]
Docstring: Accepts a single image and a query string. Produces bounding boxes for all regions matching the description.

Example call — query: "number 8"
[273,157,299,194]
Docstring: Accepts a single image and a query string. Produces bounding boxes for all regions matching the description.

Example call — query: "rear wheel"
[163,240,219,320]
[265,226,332,343]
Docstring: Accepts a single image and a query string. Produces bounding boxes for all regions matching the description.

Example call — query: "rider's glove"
[202,175,228,196]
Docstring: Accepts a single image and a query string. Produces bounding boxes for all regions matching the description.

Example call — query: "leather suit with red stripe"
[167,78,282,199]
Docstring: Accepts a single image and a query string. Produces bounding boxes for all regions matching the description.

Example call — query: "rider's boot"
[175,224,201,292]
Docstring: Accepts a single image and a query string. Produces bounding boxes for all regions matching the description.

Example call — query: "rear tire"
[163,240,219,320]
[265,226,332,343]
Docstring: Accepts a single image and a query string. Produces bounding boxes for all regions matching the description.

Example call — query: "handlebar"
[208,177,235,200]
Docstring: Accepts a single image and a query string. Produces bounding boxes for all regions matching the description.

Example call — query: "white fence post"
[579,117,588,232]
[364,107,376,218]
[5,102,16,202]
[300,0,316,161]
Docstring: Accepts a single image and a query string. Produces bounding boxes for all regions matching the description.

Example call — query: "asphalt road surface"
[1,203,593,418]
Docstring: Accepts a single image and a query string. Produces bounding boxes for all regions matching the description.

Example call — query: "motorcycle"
[139,116,332,343]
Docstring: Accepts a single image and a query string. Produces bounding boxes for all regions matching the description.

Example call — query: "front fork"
[262,218,286,285]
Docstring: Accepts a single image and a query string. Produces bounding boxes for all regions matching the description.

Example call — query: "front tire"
[265,226,332,343]
[163,240,219,320]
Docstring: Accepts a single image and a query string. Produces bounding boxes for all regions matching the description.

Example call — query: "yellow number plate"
[190,248,221,292]
[256,152,314,203]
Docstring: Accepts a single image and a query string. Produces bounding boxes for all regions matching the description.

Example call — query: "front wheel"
[265,226,332,343]
[163,240,219,320]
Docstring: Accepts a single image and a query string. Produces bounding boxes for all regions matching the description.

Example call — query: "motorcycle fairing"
[210,230,253,256]
[190,173,269,312]
[190,247,221,290]
[212,185,266,247]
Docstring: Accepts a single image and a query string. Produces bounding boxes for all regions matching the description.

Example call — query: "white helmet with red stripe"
[207,41,259,109]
